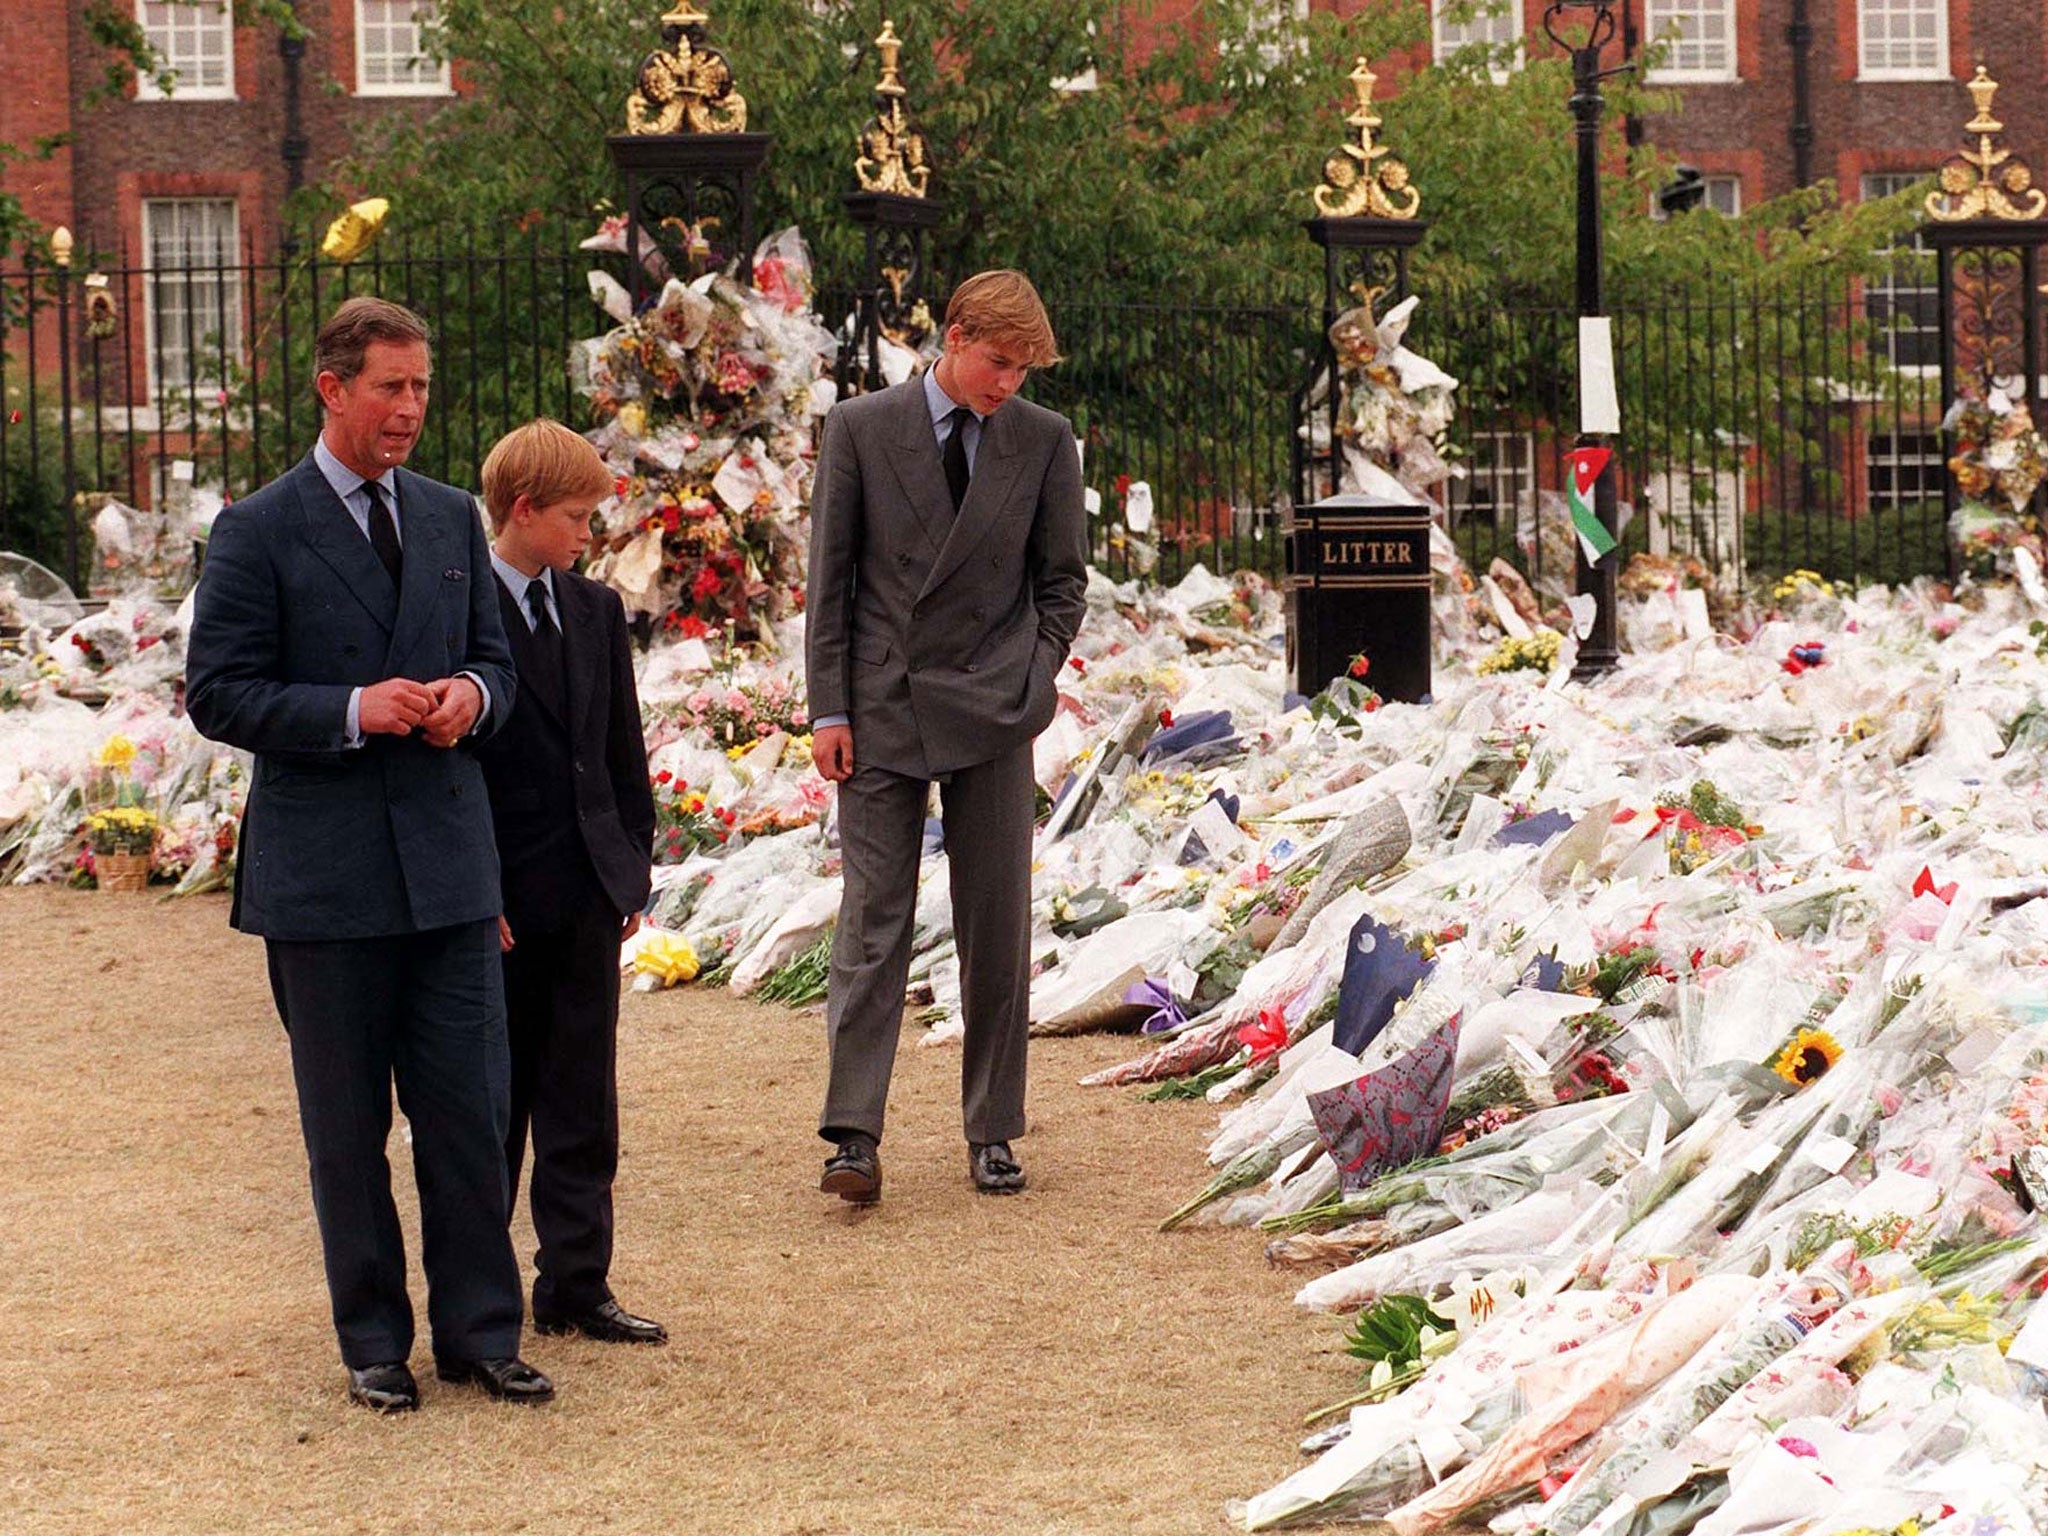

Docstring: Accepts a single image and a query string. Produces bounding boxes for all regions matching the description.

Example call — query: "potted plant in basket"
[82,805,160,892]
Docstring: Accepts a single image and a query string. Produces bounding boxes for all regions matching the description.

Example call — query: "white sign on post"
[1578,316,1621,435]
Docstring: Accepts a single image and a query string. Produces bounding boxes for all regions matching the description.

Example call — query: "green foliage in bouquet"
[1343,1293,1454,1366]
[755,934,833,1005]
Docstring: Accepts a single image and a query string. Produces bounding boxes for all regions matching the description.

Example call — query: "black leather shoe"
[969,1141,1026,1194]
[433,1355,555,1404]
[821,1134,881,1204]
[346,1360,419,1414]
[533,1298,668,1346]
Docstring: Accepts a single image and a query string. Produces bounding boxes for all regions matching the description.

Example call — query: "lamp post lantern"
[1544,0,1627,680]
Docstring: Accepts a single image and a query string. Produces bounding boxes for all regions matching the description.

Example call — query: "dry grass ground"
[0,887,1355,1535]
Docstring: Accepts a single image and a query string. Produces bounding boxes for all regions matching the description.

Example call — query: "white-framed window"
[1642,0,1737,82]
[1451,430,1536,528]
[1230,0,1310,79]
[1650,171,1742,218]
[1433,0,1523,77]
[356,0,453,95]
[142,199,244,404]
[1866,429,1944,509]
[135,0,234,100]
[1860,172,1940,372]
[1858,0,1947,80]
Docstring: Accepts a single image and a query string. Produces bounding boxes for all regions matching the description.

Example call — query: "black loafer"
[969,1141,1026,1194]
[533,1298,668,1346]
[821,1135,881,1204]
[433,1355,555,1404]
[347,1360,419,1414]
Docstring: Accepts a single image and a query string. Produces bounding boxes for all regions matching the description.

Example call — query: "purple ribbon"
[1124,975,1188,1034]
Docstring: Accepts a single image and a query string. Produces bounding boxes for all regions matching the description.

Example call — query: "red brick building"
[2,1,460,402]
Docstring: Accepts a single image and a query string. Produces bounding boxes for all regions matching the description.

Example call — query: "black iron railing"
[3,234,1954,599]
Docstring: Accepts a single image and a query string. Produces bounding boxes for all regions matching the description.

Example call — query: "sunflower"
[1769,1027,1843,1087]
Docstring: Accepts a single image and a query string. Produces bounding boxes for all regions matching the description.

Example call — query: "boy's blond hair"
[480,418,613,531]
[943,270,1061,368]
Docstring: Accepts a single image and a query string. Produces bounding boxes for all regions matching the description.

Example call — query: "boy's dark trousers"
[474,567,655,1316]
[502,887,623,1314]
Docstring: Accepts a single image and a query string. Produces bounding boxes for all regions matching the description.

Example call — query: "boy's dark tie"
[525,577,566,701]
[364,480,403,588]
[941,406,972,512]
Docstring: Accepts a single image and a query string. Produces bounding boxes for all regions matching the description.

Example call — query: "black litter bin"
[1285,491,1433,704]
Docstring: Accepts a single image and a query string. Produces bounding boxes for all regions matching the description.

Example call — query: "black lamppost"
[1544,0,1628,680]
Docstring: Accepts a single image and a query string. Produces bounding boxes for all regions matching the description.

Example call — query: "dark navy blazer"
[186,452,517,941]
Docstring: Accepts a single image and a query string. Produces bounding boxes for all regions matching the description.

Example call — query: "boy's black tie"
[941,406,973,512]
[525,577,566,701]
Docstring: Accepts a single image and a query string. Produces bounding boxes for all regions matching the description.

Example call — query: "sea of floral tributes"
[9,265,2048,1533]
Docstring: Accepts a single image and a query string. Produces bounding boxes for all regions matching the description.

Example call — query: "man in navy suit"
[186,296,552,1412]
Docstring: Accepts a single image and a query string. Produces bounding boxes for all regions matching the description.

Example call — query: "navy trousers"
[265,919,523,1369]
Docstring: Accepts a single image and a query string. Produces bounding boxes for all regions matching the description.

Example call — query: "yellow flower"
[1769,1027,1843,1086]
[98,734,137,771]
[82,804,161,854]
[320,197,389,264]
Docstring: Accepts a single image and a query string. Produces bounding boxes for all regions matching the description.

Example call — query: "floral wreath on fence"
[1944,381,2048,582]
[573,220,839,642]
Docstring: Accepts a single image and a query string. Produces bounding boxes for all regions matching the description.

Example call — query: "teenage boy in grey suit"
[186,296,552,1413]
[804,270,1087,1203]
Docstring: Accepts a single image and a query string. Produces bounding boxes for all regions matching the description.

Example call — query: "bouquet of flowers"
[1475,630,1561,678]
[651,771,736,862]
[667,672,808,745]
[1944,385,2048,513]
[1949,500,2040,582]
[574,225,837,640]
[1325,294,1459,505]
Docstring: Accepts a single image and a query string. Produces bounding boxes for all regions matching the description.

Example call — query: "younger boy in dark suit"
[475,419,664,1346]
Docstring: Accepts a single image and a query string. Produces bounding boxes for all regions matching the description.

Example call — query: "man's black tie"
[941,405,973,513]
[364,479,403,589]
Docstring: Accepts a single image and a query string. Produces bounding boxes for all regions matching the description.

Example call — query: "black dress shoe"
[533,1298,668,1346]
[433,1355,555,1404]
[969,1140,1026,1194]
[820,1134,881,1204]
[347,1360,419,1414]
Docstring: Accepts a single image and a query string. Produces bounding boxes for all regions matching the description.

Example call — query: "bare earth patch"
[0,887,1351,1535]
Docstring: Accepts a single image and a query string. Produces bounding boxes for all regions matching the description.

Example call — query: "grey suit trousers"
[820,742,1036,1146]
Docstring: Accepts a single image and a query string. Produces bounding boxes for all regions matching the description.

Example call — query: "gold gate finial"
[1312,58,1420,220]
[853,19,931,197]
[625,2,748,134]
[1927,65,2045,221]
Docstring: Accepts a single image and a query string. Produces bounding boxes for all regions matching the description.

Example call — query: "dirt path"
[0,887,1349,1535]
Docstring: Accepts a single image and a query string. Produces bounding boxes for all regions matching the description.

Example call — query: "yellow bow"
[633,932,701,986]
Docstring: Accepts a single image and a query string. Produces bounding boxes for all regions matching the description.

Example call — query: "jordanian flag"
[1565,446,1617,565]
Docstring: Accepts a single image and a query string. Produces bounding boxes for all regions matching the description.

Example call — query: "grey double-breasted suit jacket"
[804,376,1088,778]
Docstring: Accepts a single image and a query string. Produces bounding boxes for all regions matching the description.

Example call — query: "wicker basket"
[95,850,151,893]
